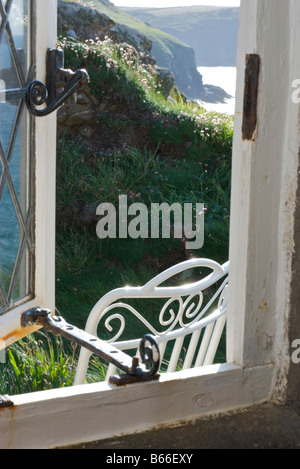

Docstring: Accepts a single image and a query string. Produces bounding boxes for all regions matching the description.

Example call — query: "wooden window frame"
[0,0,56,347]
[0,0,299,449]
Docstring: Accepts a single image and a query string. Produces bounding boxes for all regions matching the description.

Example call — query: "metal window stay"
[21,307,161,386]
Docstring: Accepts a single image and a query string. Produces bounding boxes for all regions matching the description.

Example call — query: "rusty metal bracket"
[21,308,160,386]
[0,395,14,409]
[242,54,260,141]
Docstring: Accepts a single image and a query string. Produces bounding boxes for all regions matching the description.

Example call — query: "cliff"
[122,6,240,67]
[58,0,229,102]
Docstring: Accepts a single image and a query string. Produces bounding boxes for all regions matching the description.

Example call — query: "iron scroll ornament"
[25,68,89,117]
[21,308,161,385]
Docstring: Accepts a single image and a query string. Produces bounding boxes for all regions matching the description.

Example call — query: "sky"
[111,0,240,8]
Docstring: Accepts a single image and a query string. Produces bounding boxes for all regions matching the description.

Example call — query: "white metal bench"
[74,258,229,385]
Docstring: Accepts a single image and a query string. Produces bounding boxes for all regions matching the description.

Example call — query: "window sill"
[1,362,274,449]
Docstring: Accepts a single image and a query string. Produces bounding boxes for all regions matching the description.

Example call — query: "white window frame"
[0,0,299,449]
[0,0,57,347]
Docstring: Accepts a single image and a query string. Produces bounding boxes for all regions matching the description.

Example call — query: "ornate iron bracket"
[2,49,89,117]
[21,308,160,386]
[26,48,89,117]
[25,69,89,117]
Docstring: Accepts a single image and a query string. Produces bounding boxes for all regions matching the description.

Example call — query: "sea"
[0,34,26,273]
[0,101,22,272]
[197,66,237,115]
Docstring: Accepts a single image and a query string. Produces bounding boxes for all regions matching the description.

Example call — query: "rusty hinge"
[242,54,260,141]
[21,308,160,386]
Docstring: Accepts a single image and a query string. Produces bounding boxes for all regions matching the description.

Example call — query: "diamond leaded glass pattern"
[0,0,34,314]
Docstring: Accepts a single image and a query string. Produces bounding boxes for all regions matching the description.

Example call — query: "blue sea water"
[0,32,26,272]
[197,66,237,115]
[0,101,23,271]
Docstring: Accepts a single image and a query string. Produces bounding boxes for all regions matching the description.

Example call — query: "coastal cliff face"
[122,6,240,67]
[58,2,152,55]
[150,35,204,100]
[58,0,205,100]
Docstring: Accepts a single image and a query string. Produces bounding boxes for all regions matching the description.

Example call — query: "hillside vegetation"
[60,0,205,100]
[0,8,233,394]
[66,0,190,58]
[54,34,232,324]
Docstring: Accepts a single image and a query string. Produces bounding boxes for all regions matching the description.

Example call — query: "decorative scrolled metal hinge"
[25,68,89,117]
[21,308,161,386]
[1,48,89,117]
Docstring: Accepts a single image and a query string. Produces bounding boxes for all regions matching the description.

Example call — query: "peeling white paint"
[228,0,300,401]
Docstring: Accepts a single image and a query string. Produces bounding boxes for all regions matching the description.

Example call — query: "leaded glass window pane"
[0,0,34,313]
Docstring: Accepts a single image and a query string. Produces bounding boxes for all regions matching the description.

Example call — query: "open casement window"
[0,1,56,348]
[0,0,299,449]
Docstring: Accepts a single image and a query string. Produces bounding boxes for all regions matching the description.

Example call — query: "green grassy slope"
[53,35,232,330]
[0,7,233,394]
[60,0,205,98]
[62,0,190,62]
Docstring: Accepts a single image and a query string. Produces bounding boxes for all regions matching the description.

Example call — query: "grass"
[1,34,233,394]
[54,139,231,328]
[0,333,77,395]
[61,0,191,67]
[0,332,109,395]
